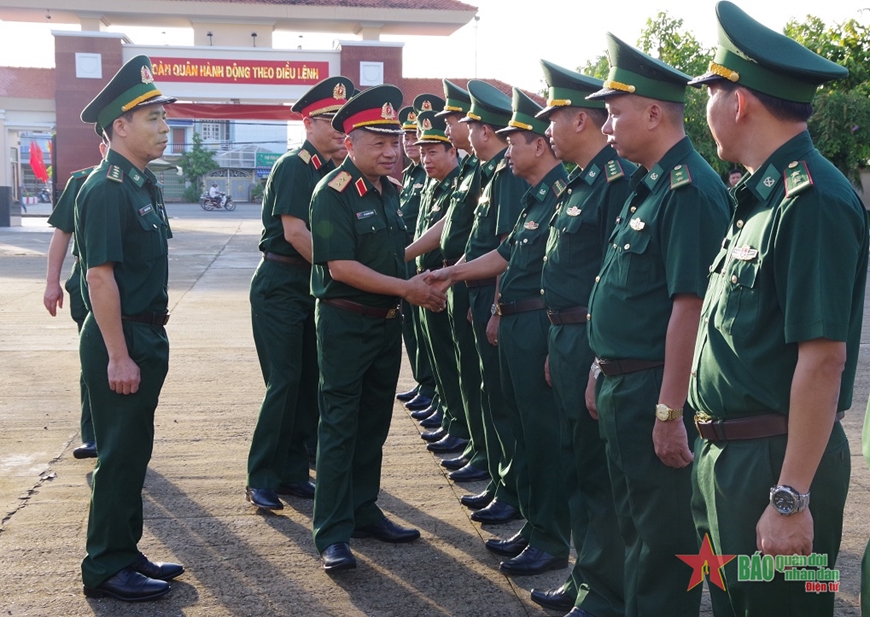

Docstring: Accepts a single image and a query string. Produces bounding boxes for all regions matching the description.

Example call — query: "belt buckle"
[496,303,505,316]
[386,307,398,319]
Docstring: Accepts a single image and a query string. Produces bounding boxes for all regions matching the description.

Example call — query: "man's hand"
[652,418,694,468]
[757,506,813,557]
[544,354,551,387]
[423,267,453,295]
[585,369,598,420]
[404,272,447,312]
[486,314,499,346]
[43,283,64,316]
[108,355,141,395]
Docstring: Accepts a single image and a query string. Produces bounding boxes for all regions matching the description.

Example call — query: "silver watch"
[769,485,810,516]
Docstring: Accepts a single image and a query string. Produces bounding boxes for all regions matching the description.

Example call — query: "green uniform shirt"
[689,131,868,418]
[400,162,428,236]
[497,163,567,302]
[74,149,171,316]
[587,137,730,361]
[440,154,481,261]
[310,157,408,307]
[258,140,334,258]
[50,167,94,236]
[464,148,529,261]
[542,146,636,310]
[415,166,460,272]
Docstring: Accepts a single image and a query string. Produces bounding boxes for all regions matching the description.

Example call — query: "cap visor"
[131,95,178,109]
[495,126,523,135]
[687,73,724,88]
[362,126,405,135]
[535,105,559,119]
[585,87,622,101]
[434,109,464,118]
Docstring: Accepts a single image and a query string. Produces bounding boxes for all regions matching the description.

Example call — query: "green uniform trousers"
[79,315,168,588]
[401,262,436,398]
[312,302,401,552]
[418,304,469,440]
[549,323,624,617]
[468,285,516,505]
[692,423,850,617]
[596,366,700,617]
[498,309,570,557]
[447,282,487,468]
[248,259,318,488]
[68,263,95,444]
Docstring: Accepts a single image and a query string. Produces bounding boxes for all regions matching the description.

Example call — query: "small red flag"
[29,141,49,183]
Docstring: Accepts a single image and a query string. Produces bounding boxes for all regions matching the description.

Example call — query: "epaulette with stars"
[670,164,693,190]
[328,171,352,192]
[553,178,567,197]
[784,161,814,198]
[605,160,625,183]
[106,165,123,183]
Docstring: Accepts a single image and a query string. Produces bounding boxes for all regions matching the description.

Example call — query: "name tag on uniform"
[356,210,376,220]
[139,204,153,216]
[731,246,758,261]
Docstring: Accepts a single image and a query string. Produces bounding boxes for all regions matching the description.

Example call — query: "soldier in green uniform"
[529,60,632,617]
[584,34,731,616]
[246,76,355,511]
[43,133,107,460]
[396,105,436,414]
[428,88,571,576]
[687,3,868,615]
[310,85,447,572]
[75,55,184,601]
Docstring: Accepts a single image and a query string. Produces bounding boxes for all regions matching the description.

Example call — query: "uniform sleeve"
[494,171,529,236]
[269,155,314,222]
[47,176,79,232]
[774,190,866,343]
[661,183,730,298]
[78,181,125,269]
[310,185,356,263]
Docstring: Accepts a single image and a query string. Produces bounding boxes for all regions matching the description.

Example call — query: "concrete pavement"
[0,203,866,616]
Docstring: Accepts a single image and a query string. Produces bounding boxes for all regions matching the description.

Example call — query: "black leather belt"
[122,312,170,326]
[466,278,496,288]
[596,357,664,377]
[496,297,546,316]
[695,411,845,442]
[546,305,588,325]
[264,252,309,268]
[321,298,400,319]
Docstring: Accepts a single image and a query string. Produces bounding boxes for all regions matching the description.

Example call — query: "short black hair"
[102,110,135,141]
[584,107,608,127]
[716,80,813,123]
[728,168,742,176]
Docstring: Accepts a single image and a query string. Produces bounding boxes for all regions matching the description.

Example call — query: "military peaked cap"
[436,79,472,117]
[497,88,548,136]
[332,85,404,135]
[460,80,513,128]
[537,59,605,118]
[291,76,355,118]
[414,110,451,145]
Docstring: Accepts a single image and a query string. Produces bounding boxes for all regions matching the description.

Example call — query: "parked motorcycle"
[199,191,236,211]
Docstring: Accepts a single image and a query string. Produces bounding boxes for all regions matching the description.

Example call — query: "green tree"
[177,131,218,200]
[785,16,870,187]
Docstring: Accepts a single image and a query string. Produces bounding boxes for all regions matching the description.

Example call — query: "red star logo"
[677,534,736,591]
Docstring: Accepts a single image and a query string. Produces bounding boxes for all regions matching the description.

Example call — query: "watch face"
[772,488,797,514]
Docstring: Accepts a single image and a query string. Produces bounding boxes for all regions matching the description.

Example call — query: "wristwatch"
[491,303,498,315]
[655,403,683,421]
[769,485,810,516]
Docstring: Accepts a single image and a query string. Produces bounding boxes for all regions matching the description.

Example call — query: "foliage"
[183,185,201,203]
[177,132,218,190]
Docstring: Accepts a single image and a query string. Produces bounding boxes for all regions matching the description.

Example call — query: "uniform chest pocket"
[131,209,166,261]
[612,229,653,287]
[475,197,491,218]
[353,212,387,235]
[713,259,760,340]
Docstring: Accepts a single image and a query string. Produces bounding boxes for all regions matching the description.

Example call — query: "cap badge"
[408,111,417,122]
[333,83,347,100]
[422,100,433,111]
[141,65,154,84]
[422,118,433,130]
[382,102,397,120]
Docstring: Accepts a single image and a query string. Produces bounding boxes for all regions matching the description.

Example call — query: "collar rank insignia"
[333,83,347,100]
[327,171,352,192]
[141,65,154,84]
[130,171,141,183]
[784,161,813,198]
[538,186,548,198]
[106,165,123,183]
[763,176,776,187]
[566,206,582,217]
[382,103,397,120]
[649,172,659,181]
[524,220,539,230]
[606,159,625,183]
[355,177,368,196]
[311,154,322,170]
[298,149,311,164]
[421,100,433,111]
[629,217,645,231]
[670,164,693,189]
[553,179,567,196]
[731,245,758,261]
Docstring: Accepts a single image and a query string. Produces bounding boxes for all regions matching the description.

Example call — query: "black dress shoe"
[405,394,433,411]
[427,435,469,453]
[485,531,529,557]
[499,546,568,576]
[83,566,170,602]
[276,480,315,499]
[410,404,437,420]
[73,441,97,459]
[440,455,469,470]
[320,542,357,572]
[470,500,522,524]
[421,426,447,442]
[530,586,576,611]
[460,491,494,510]
[132,552,184,581]
[351,517,420,543]
[396,385,420,402]
[448,463,490,482]
[419,410,444,429]
[245,487,283,510]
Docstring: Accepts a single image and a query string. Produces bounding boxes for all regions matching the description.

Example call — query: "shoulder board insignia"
[298,149,312,164]
[495,159,507,173]
[71,166,95,179]
[553,178,567,197]
[311,154,322,170]
[106,165,123,183]
[784,161,814,198]
[605,160,625,183]
[328,171,352,192]
[355,177,369,197]
[670,164,693,190]
[387,175,403,187]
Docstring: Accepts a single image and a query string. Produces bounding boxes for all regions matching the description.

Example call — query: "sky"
[0,0,866,92]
